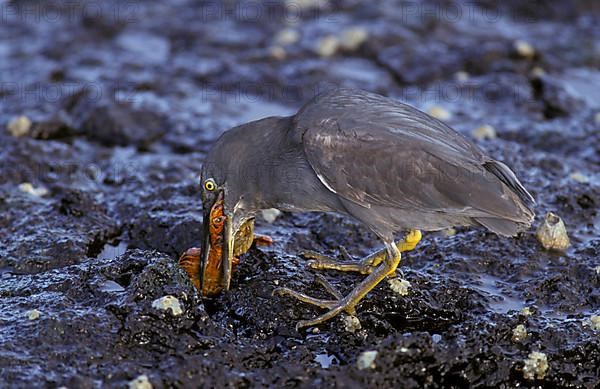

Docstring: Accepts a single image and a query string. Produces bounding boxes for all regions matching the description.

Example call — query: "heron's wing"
[294,89,531,221]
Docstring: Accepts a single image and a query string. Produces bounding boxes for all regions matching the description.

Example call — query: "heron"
[193,88,535,330]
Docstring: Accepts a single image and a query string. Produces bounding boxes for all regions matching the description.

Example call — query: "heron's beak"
[200,190,234,296]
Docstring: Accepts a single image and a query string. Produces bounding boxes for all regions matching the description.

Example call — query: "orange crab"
[179,199,272,296]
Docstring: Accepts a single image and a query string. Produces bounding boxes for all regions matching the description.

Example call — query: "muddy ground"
[1,0,599,388]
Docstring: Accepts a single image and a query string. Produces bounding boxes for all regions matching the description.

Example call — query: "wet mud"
[1,0,599,387]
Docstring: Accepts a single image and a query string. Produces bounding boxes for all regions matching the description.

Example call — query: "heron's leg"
[302,247,386,274]
[302,229,421,275]
[274,242,401,330]
[270,274,352,312]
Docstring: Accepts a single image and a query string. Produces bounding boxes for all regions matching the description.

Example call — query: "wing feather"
[293,89,532,223]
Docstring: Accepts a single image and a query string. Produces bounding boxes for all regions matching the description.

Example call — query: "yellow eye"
[204,179,216,191]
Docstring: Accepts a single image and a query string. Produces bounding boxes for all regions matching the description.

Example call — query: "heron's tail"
[484,161,535,207]
[475,216,530,237]
[475,160,535,237]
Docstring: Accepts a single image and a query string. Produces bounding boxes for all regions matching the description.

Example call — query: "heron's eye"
[204,179,216,191]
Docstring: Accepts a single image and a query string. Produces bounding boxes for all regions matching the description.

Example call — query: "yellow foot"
[302,248,376,275]
[275,245,402,330]
[273,274,357,330]
[398,229,422,252]
[301,230,422,275]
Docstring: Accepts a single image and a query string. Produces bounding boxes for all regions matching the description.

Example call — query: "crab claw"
[178,247,242,295]
[179,247,202,291]
[178,212,274,296]
[253,234,274,247]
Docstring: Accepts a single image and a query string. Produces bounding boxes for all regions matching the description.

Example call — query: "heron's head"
[198,131,256,296]
[198,116,291,295]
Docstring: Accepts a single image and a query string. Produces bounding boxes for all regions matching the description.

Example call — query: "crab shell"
[178,200,256,296]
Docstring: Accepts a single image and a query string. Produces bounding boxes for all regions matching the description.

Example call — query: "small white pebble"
[590,315,600,331]
[128,374,153,389]
[512,324,528,342]
[428,106,451,121]
[316,35,339,57]
[388,278,411,296]
[471,124,497,141]
[357,350,378,370]
[454,71,470,82]
[151,295,183,316]
[522,351,548,380]
[340,27,368,51]
[18,182,49,197]
[443,228,457,237]
[343,315,362,333]
[514,40,535,59]
[26,309,41,320]
[595,266,600,275]
[286,0,329,11]
[521,307,533,316]
[536,212,570,251]
[399,347,409,353]
[275,28,300,45]
[530,67,546,77]
[99,280,126,293]
[269,46,286,61]
[311,327,320,334]
[261,208,282,223]
[570,172,590,184]
[7,115,32,137]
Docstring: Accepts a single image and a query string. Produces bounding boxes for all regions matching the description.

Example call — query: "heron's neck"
[234,116,341,214]
[231,116,298,207]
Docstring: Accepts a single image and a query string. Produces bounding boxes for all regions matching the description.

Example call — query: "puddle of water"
[233,98,296,125]
[0,267,15,276]
[314,352,339,369]
[329,58,388,85]
[305,333,330,343]
[575,212,600,245]
[98,280,126,293]
[96,241,129,261]
[474,275,527,314]
[558,68,600,109]
[205,91,296,131]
